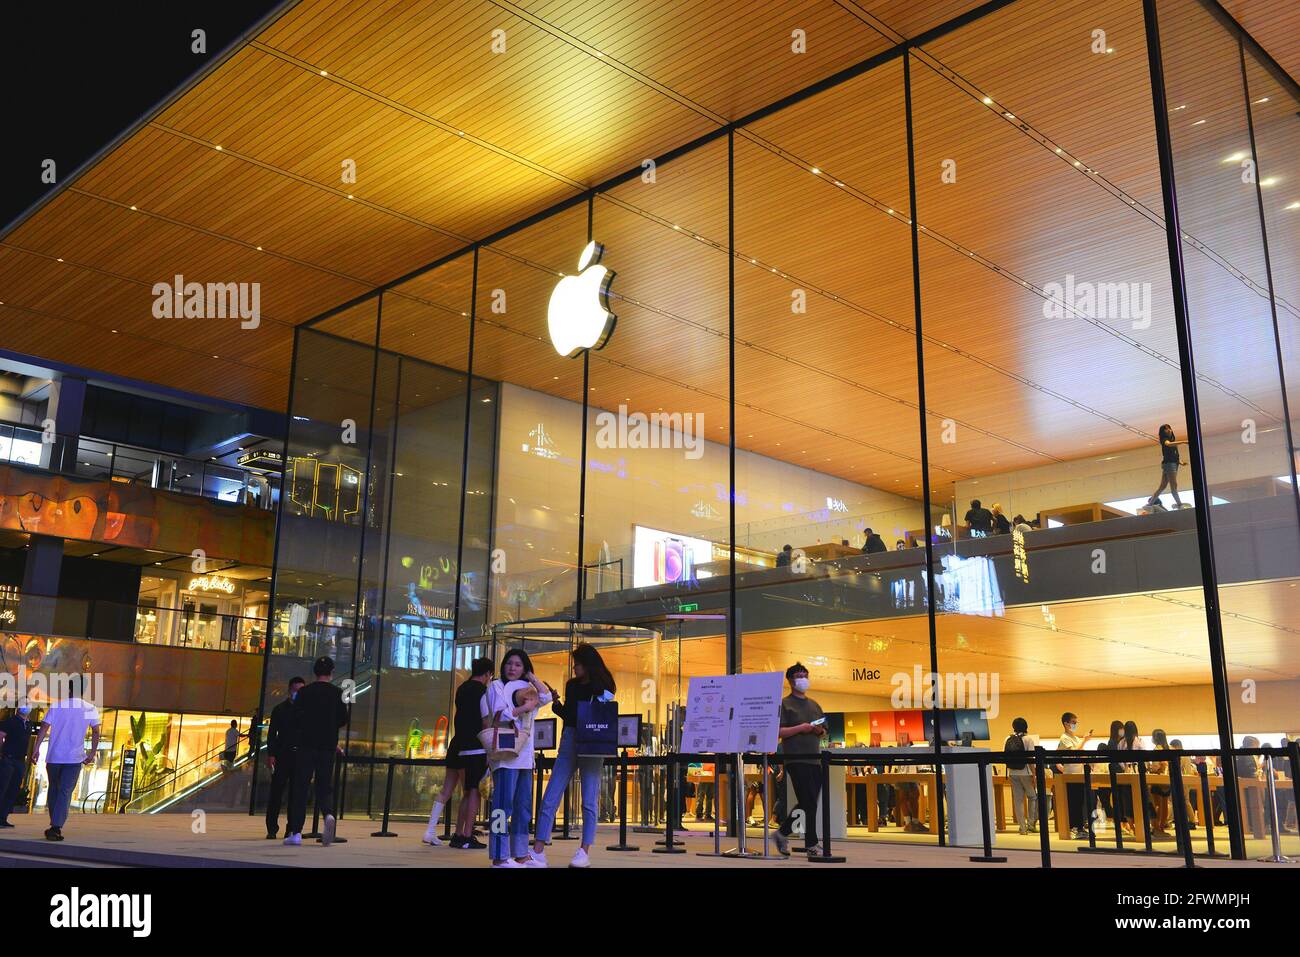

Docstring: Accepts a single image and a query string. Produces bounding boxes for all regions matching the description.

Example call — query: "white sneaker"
[569,848,590,868]
[527,849,548,867]
[422,830,441,846]
[492,858,525,868]
[282,833,302,846]
[322,814,336,847]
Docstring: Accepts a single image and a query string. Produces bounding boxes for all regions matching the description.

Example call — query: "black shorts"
[447,749,487,787]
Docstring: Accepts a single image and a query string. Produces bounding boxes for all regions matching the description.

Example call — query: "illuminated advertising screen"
[632,525,714,587]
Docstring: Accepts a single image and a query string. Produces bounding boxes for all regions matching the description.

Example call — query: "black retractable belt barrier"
[969,754,1005,863]
[1137,760,1153,852]
[808,752,845,863]
[653,754,685,854]
[606,749,638,852]
[1198,761,1216,857]
[371,758,398,837]
[1169,758,1195,868]
[1033,747,1051,869]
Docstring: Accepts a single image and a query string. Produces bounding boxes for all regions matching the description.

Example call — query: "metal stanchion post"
[1169,757,1195,868]
[1257,750,1294,863]
[371,758,398,837]
[808,752,845,863]
[969,755,1005,862]
[758,753,778,859]
[1033,747,1051,869]
[606,748,638,852]
[697,754,727,858]
[1199,761,1216,857]
[1137,759,1153,852]
[653,755,685,854]
[1110,760,1125,851]
[723,753,760,859]
[555,763,577,841]
[1083,762,1096,849]
[445,760,457,842]
[327,754,348,843]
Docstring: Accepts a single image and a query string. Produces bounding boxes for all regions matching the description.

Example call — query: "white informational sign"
[680,672,784,754]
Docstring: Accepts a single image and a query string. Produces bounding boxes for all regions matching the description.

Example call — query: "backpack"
[1005,733,1029,770]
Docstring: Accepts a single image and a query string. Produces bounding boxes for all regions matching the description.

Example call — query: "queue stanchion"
[555,764,577,841]
[1257,749,1294,863]
[1033,746,1051,869]
[371,758,398,837]
[723,753,761,859]
[1198,761,1216,857]
[1083,762,1097,850]
[1169,756,1195,868]
[531,754,545,840]
[444,761,456,843]
[758,753,778,859]
[327,752,349,843]
[697,754,727,858]
[653,754,686,854]
[605,748,638,852]
[1289,741,1300,846]
[1109,760,1125,851]
[306,801,321,841]
[969,754,1005,862]
[1136,758,1153,852]
[808,752,845,863]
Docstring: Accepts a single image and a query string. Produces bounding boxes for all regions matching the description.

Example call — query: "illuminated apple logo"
[547,240,617,358]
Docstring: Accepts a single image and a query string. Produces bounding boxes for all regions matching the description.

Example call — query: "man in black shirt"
[424,657,493,848]
[264,677,304,839]
[862,529,887,554]
[0,706,32,826]
[284,657,349,847]
[964,499,993,536]
[775,544,793,567]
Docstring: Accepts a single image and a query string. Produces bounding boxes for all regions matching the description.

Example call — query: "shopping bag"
[575,699,618,756]
[477,710,525,762]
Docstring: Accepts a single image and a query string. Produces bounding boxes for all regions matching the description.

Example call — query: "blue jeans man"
[535,731,603,845]
[45,763,81,829]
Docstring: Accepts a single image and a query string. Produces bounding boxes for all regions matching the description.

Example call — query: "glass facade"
[259,0,1300,855]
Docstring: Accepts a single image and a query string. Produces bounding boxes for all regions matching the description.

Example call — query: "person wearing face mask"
[264,676,305,839]
[1054,712,1093,840]
[773,662,826,857]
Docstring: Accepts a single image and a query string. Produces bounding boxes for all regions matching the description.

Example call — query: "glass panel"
[1157,0,1300,858]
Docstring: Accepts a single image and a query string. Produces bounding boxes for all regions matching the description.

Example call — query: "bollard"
[605,748,638,852]
[371,758,398,837]
[969,755,1005,863]
[808,752,845,863]
[1169,757,1195,867]
[1033,747,1051,869]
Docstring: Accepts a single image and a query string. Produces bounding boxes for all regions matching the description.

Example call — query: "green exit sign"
[678,602,699,612]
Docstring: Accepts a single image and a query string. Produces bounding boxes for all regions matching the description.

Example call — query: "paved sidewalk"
[0,814,1275,868]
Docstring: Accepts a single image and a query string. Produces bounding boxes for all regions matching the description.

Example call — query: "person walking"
[1148,424,1189,509]
[30,678,101,841]
[264,676,304,839]
[0,706,32,827]
[424,657,494,849]
[221,719,240,769]
[774,662,826,857]
[530,643,616,868]
[480,648,550,868]
[284,656,349,848]
[1004,717,1038,834]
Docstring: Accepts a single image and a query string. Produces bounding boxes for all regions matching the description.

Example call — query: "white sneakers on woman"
[569,848,590,868]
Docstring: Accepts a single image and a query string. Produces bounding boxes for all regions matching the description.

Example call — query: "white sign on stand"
[681,673,783,754]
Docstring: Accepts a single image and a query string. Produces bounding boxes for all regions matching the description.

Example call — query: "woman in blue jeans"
[529,643,616,868]
[480,648,551,868]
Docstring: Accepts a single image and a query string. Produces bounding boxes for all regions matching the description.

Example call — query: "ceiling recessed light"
[1254,97,1269,104]
[320,70,328,76]
[1192,119,1207,126]
[1261,177,1280,187]
[1223,152,1247,163]
[256,246,263,251]
[215,145,223,150]
[129,205,137,211]
[981,96,993,105]
[1285,201,1300,210]
[810,167,820,175]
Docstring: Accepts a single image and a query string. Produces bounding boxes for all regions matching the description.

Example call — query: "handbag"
[575,698,619,757]
[477,709,527,762]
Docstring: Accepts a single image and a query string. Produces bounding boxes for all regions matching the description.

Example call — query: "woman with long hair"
[1148,424,1188,508]
[529,642,616,868]
[1103,720,1129,832]
[480,647,551,868]
[1148,728,1173,839]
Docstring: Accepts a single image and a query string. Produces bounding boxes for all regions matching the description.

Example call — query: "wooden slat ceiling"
[1,0,1295,499]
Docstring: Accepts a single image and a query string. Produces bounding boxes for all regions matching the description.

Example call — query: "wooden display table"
[845,771,939,834]
[799,542,862,561]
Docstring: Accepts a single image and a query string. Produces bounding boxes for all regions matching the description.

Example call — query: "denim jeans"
[46,763,81,829]
[535,730,604,846]
[489,766,533,861]
[0,756,25,822]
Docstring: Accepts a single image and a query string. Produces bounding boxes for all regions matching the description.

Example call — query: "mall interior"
[0,0,1298,859]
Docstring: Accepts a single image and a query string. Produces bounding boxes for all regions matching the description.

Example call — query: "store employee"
[774,662,826,858]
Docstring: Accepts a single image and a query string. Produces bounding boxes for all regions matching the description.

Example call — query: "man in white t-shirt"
[31,679,101,842]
